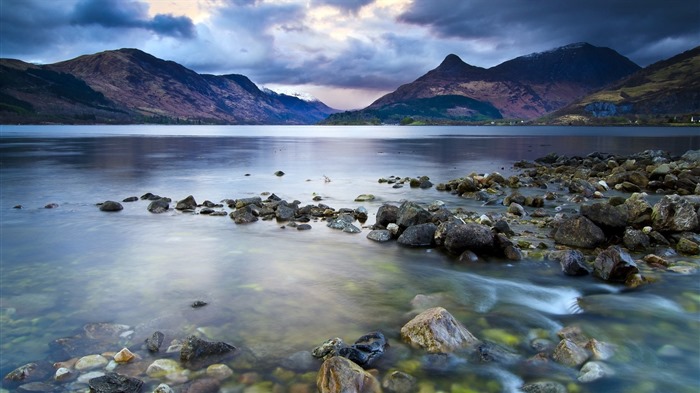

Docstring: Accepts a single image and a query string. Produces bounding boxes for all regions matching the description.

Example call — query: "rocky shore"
[4,149,699,393]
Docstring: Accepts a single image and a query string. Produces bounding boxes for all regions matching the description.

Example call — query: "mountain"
[542,45,700,125]
[323,43,641,124]
[0,48,338,124]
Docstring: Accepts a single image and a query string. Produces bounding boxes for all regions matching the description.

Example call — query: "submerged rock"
[316,356,381,393]
[180,335,236,368]
[381,371,416,393]
[552,339,589,368]
[400,307,479,353]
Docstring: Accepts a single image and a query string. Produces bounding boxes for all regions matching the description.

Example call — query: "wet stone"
[179,335,236,368]
[367,229,392,242]
[99,201,123,212]
[145,331,165,353]
[88,373,143,393]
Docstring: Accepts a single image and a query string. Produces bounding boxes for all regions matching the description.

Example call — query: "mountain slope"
[544,45,700,124]
[1,49,338,124]
[324,43,641,124]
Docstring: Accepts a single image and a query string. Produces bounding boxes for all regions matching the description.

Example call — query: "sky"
[1,0,698,110]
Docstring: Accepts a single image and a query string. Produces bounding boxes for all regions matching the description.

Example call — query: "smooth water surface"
[1,125,699,392]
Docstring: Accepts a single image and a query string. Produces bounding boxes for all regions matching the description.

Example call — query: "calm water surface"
[1,125,699,392]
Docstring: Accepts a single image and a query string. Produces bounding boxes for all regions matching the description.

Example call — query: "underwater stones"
[3,363,51,386]
[179,335,236,367]
[652,195,698,232]
[381,371,416,393]
[553,215,605,249]
[175,195,197,211]
[316,356,381,393]
[99,201,123,212]
[400,307,478,354]
[578,361,614,383]
[54,367,73,382]
[181,377,220,393]
[88,372,143,393]
[552,339,589,368]
[145,331,165,353]
[366,229,392,242]
[75,354,108,371]
[147,199,169,214]
[593,246,639,282]
[146,359,182,378]
[397,223,436,247]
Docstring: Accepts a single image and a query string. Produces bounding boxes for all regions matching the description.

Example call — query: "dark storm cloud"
[398,0,700,66]
[71,0,196,38]
[0,0,73,56]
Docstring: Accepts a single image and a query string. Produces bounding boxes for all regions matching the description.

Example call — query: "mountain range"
[0,48,337,125]
[2,43,698,125]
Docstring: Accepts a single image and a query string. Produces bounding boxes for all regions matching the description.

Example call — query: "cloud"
[398,0,700,66]
[71,0,196,38]
[311,0,375,13]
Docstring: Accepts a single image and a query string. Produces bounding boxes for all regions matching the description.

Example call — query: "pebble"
[114,348,135,363]
[75,354,108,371]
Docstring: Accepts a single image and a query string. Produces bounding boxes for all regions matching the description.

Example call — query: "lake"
[1,125,699,393]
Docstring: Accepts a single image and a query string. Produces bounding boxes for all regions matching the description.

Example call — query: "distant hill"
[541,45,700,125]
[323,43,642,124]
[0,48,338,125]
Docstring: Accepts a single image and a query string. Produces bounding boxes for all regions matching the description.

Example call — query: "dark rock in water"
[677,237,700,255]
[492,220,515,236]
[88,373,143,393]
[494,233,523,261]
[442,223,494,255]
[141,193,163,201]
[624,193,653,226]
[122,196,138,202]
[181,378,220,393]
[623,228,650,251]
[17,381,55,392]
[396,201,431,230]
[274,170,285,177]
[44,203,58,209]
[147,199,169,214]
[180,335,236,368]
[99,201,123,212]
[145,331,165,353]
[338,331,389,368]
[521,381,567,393]
[381,370,416,393]
[3,362,52,387]
[312,337,347,360]
[458,250,480,263]
[367,229,392,242]
[297,224,312,230]
[317,356,381,393]
[234,197,262,209]
[354,206,369,222]
[13,205,22,209]
[652,195,699,232]
[552,250,590,276]
[191,300,208,308]
[176,195,197,211]
[474,342,521,364]
[376,204,399,227]
[229,205,258,224]
[554,215,605,249]
[593,245,639,282]
[397,223,437,247]
[275,202,296,221]
[580,202,628,231]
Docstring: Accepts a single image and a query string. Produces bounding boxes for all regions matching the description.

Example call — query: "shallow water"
[1,125,699,392]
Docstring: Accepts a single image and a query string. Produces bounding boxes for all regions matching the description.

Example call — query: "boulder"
[275,202,296,221]
[99,201,123,212]
[316,356,381,393]
[88,373,143,393]
[553,215,605,249]
[652,195,699,232]
[376,205,399,228]
[593,246,639,282]
[179,335,236,368]
[622,228,650,251]
[113,348,135,363]
[442,223,494,255]
[552,339,589,368]
[397,223,437,247]
[677,238,700,255]
[396,201,431,230]
[175,195,197,211]
[580,202,628,231]
[234,197,262,209]
[494,233,523,261]
[229,205,259,224]
[147,199,169,214]
[366,230,392,242]
[400,307,479,353]
[552,250,590,276]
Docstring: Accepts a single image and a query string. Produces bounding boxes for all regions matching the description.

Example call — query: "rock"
[382,371,416,393]
[316,356,381,393]
[578,361,614,383]
[623,228,650,251]
[677,237,700,255]
[442,223,494,255]
[54,367,73,382]
[354,206,369,222]
[553,215,605,249]
[154,384,174,393]
[175,195,197,211]
[593,246,639,282]
[652,195,699,232]
[100,201,123,212]
[229,205,259,224]
[191,300,207,308]
[205,364,233,380]
[458,250,480,263]
[312,337,347,360]
[366,230,392,242]
[585,339,615,360]
[400,307,479,353]
[338,331,389,368]
[494,233,523,261]
[521,381,567,393]
[397,223,437,247]
[146,359,182,378]
[147,199,169,214]
[44,203,58,209]
[354,194,375,202]
[327,214,355,230]
[274,170,285,176]
[580,202,628,230]
[3,363,51,386]
[145,331,165,352]
[182,378,220,393]
[681,149,700,163]
[75,354,109,371]
[507,202,526,216]
[297,224,312,230]
[113,348,135,363]
[281,351,318,372]
[474,341,521,364]
[16,382,56,392]
[493,220,515,236]
[179,335,236,368]
[375,204,399,227]
[235,197,262,209]
[552,339,589,368]
[553,250,590,276]
[88,372,143,393]
[396,201,431,230]
[122,196,138,202]
[276,202,297,221]
[643,254,671,267]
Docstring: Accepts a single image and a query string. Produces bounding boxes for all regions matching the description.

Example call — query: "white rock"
[146,359,181,378]
[154,383,174,393]
[578,361,614,383]
[75,354,108,371]
[77,371,105,384]
[206,364,233,380]
[598,180,610,190]
[54,367,73,381]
